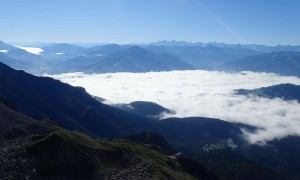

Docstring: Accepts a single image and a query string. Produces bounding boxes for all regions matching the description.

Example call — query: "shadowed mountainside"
[114,101,174,118]
[219,51,300,76]
[0,99,217,179]
[235,83,300,102]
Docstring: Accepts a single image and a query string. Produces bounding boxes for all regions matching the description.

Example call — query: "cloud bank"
[0,50,9,53]
[15,46,44,55]
[48,70,300,144]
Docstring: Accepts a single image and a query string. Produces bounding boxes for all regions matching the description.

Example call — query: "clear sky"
[1,0,300,45]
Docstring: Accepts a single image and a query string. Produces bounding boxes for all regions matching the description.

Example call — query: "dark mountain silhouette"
[219,51,300,76]
[0,61,157,138]
[236,83,300,102]
[158,117,250,151]
[0,97,55,140]
[114,101,174,118]
[129,101,174,116]
[237,135,300,179]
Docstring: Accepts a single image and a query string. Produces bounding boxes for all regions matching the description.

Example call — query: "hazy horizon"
[6,40,300,47]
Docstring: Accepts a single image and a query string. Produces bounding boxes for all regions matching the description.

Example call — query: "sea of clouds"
[48,70,300,144]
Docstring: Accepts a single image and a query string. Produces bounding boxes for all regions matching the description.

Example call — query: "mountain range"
[219,51,300,76]
[0,41,41,61]
[1,61,300,179]
[1,40,300,76]
[146,45,259,69]
[51,46,195,73]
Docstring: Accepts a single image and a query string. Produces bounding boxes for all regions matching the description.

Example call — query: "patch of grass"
[27,129,198,179]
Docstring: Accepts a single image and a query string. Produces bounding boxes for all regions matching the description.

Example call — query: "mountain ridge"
[219,51,300,76]
[0,97,216,180]
[51,46,195,73]
[235,83,300,102]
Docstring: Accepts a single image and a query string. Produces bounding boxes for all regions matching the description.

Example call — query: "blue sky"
[1,0,300,45]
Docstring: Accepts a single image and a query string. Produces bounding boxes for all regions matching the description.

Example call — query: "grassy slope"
[0,98,200,180]
[27,129,197,179]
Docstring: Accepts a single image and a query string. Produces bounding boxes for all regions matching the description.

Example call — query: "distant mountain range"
[0,41,41,61]
[219,51,300,76]
[40,43,87,61]
[150,40,300,52]
[51,46,195,73]
[235,83,300,102]
[2,40,300,76]
[0,41,44,74]
[0,53,28,70]
[146,44,260,69]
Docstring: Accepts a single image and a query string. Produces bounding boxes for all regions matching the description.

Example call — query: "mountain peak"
[126,46,148,54]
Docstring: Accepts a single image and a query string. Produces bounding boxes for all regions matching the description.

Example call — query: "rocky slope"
[0,98,217,179]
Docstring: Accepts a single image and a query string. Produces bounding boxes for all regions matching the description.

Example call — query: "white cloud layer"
[47,70,300,144]
[0,50,9,53]
[15,46,44,55]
